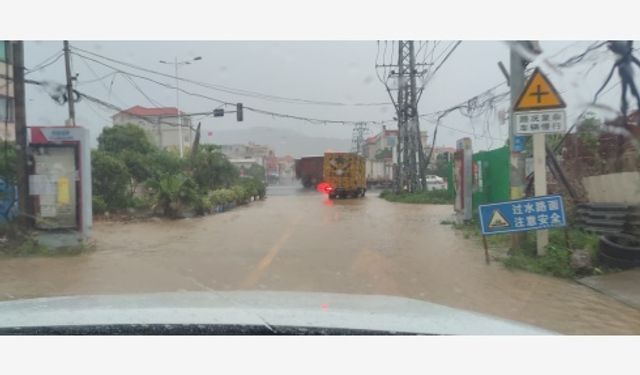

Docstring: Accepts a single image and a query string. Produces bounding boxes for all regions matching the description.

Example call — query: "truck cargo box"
[295,156,324,188]
[323,152,366,199]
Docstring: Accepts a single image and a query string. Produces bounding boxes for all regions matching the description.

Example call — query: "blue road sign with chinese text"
[478,195,566,235]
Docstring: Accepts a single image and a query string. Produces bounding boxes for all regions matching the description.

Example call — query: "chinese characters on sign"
[514,109,566,134]
[510,200,563,229]
[478,195,567,235]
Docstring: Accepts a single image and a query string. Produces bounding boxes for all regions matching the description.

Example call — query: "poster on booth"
[478,195,567,235]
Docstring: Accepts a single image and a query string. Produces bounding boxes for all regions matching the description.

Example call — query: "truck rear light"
[317,182,333,193]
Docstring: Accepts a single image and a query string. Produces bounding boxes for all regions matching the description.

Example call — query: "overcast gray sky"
[23,41,628,152]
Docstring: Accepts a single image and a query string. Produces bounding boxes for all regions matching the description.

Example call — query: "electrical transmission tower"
[351,122,368,155]
[377,41,428,192]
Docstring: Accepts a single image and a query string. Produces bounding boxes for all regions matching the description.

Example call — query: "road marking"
[239,214,302,289]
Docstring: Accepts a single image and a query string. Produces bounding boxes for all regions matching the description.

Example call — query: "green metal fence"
[448,145,510,215]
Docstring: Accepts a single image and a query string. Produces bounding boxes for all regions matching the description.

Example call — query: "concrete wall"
[582,172,640,204]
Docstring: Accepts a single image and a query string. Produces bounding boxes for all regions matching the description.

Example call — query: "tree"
[98,123,156,155]
[432,153,451,178]
[241,163,265,181]
[189,145,239,191]
[91,150,131,210]
[575,114,602,157]
[97,123,163,196]
[146,173,199,217]
[0,144,17,184]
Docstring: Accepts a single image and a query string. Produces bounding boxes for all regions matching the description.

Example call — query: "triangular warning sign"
[488,209,510,228]
[514,68,566,111]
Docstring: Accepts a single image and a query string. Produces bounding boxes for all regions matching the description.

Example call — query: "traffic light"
[236,103,243,122]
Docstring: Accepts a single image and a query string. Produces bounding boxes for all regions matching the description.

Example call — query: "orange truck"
[322,152,366,199]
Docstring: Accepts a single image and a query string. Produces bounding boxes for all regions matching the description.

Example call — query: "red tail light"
[316,182,333,194]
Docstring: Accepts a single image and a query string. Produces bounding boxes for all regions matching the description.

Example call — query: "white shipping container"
[366,160,383,180]
[366,160,393,182]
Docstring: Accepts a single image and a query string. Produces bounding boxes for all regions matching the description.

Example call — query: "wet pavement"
[1,185,639,334]
[578,269,640,310]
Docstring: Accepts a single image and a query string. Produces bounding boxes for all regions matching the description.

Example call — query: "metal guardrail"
[575,203,640,237]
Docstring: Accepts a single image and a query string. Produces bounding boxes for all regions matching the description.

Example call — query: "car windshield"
[1,37,640,336]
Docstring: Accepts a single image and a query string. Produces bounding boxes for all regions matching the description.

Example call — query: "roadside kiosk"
[28,126,92,247]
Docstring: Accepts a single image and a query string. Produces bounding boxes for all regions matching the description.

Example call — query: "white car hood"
[0,291,553,335]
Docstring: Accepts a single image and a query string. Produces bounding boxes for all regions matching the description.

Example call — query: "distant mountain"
[204,127,352,158]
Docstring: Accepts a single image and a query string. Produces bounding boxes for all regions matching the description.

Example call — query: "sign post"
[513,68,567,256]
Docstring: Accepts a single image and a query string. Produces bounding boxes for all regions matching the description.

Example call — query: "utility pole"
[394,41,425,192]
[174,56,183,158]
[63,41,76,127]
[509,42,528,250]
[159,56,202,158]
[351,122,367,155]
[12,41,30,228]
[509,41,540,250]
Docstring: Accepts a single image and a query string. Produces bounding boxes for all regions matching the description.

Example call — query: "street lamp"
[159,56,203,157]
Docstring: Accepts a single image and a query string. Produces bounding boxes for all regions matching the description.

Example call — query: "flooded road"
[1,185,639,334]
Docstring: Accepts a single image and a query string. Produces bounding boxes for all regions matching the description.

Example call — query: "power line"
[122,75,164,107]
[557,41,608,68]
[76,71,119,85]
[77,91,192,130]
[81,99,113,125]
[70,46,391,107]
[69,55,397,126]
[417,41,462,101]
[0,51,65,90]
[76,53,128,107]
[20,42,618,147]
[26,52,64,75]
[427,41,461,81]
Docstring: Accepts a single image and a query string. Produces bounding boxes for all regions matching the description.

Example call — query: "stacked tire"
[598,233,640,269]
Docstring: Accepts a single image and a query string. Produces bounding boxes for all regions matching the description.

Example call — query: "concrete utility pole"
[509,41,542,251]
[509,42,529,250]
[63,41,76,127]
[11,41,30,228]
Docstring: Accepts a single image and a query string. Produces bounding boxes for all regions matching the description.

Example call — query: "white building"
[111,106,193,151]
[220,142,273,160]
[362,126,428,161]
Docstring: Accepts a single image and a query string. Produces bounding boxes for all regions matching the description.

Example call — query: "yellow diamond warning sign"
[514,68,566,112]
[488,209,510,228]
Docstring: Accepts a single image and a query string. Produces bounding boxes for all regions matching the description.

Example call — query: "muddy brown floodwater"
[1,185,639,334]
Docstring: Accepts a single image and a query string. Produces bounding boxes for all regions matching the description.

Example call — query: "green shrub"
[232,185,248,204]
[146,173,199,217]
[192,195,213,215]
[92,195,108,214]
[131,196,153,210]
[239,178,266,199]
[209,188,236,206]
[91,150,131,209]
[504,245,575,279]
